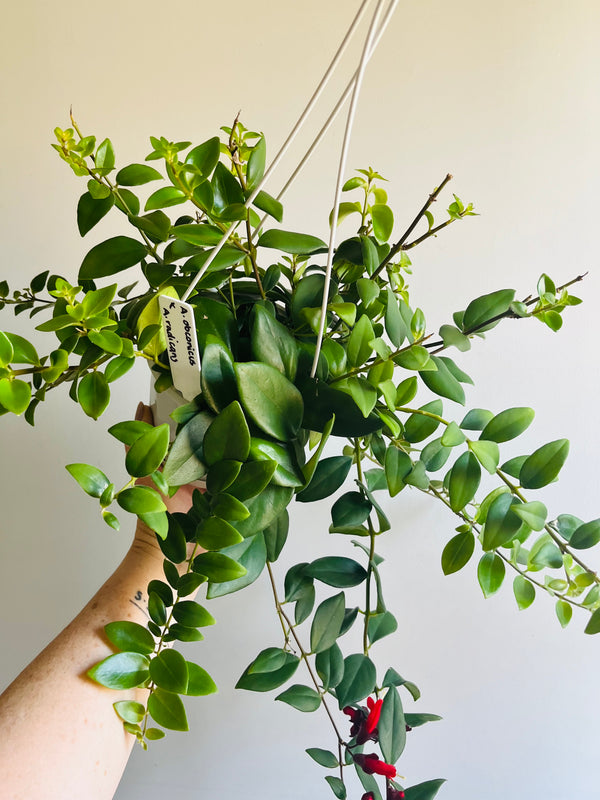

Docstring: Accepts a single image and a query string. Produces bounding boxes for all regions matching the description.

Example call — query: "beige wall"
[1,2,599,798]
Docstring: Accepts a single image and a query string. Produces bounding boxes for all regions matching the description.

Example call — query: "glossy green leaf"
[185,137,220,179]
[527,534,563,570]
[306,557,367,588]
[162,412,212,485]
[104,620,155,654]
[203,401,250,465]
[513,575,535,610]
[257,229,327,254]
[335,654,376,708]
[584,608,600,635]
[200,340,237,413]
[251,305,298,380]
[193,551,247,583]
[77,371,110,419]
[77,192,114,236]
[145,187,186,211]
[462,289,516,332]
[367,611,398,644]
[404,779,446,800]
[183,661,217,696]
[264,510,289,563]
[296,456,352,503]
[0,378,30,415]
[482,494,523,550]
[460,408,494,431]
[236,362,303,441]
[66,463,110,498]
[511,501,548,531]
[150,650,189,694]
[252,190,283,222]
[477,552,505,598]
[420,356,465,405]
[441,531,475,575]
[117,486,167,514]
[108,420,152,446]
[310,592,345,654]
[448,451,481,512]
[3,333,39,365]
[276,684,321,712]
[236,648,300,691]
[570,519,600,550]
[125,424,170,478]
[325,776,347,800]
[384,447,412,496]
[404,400,443,443]
[306,748,339,768]
[439,323,471,352]
[378,686,406,764]
[331,491,372,529]
[116,163,162,185]
[315,643,344,691]
[79,236,148,280]
[195,516,243,549]
[87,652,149,689]
[347,314,375,367]
[519,439,570,489]
[171,601,215,628]
[87,330,122,355]
[469,439,500,474]
[385,291,406,348]
[556,600,572,628]
[370,203,394,243]
[480,407,535,443]
[147,688,188,731]
[113,700,145,725]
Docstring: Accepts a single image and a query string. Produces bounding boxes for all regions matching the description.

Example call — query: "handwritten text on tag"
[158,296,202,401]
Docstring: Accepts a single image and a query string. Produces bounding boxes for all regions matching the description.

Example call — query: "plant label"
[158,296,202,401]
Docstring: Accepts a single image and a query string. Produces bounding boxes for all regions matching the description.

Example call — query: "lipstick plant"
[0,117,596,800]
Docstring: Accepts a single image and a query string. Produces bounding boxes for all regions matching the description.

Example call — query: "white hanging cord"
[181,0,373,302]
[269,0,399,214]
[310,0,392,379]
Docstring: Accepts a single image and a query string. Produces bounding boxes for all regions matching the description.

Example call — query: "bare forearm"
[0,525,167,800]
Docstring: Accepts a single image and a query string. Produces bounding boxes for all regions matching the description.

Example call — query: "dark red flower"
[353,752,397,779]
[361,793,375,800]
[387,787,405,800]
[365,696,383,735]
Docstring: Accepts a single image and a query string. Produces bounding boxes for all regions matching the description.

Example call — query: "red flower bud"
[361,793,375,800]
[353,752,397,779]
[365,696,383,735]
[387,787,405,800]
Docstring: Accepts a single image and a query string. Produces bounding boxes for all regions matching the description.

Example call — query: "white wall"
[1,1,599,798]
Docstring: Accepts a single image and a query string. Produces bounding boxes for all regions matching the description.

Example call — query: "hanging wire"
[309,0,393,379]
[181,0,374,302]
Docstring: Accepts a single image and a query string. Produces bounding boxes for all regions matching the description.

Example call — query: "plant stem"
[371,173,453,278]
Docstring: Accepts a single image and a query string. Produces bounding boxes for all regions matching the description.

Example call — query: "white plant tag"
[158,296,202,401]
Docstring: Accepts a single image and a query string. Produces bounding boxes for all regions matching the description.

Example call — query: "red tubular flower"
[361,793,375,800]
[365,696,383,735]
[353,752,397,779]
[387,788,405,800]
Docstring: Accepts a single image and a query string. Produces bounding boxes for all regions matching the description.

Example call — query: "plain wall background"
[1,1,599,798]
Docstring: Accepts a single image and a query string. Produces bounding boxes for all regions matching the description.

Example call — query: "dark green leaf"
[570,519,600,550]
[384,447,412,496]
[448,452,481,512]
[172,601,215,628]
[297,456,352,503]
[77,192,114,236]
[150,649,189,694]
[480,407,535,443]
[315,643,344,691]
[79,236,148,280]
[257,229,327,254]
[162,412,212,486]
[462,289,516,332]
[200,340,237,413]
[519,439,570,489]
[378,686,406,764]
[420,356,465,405]
[477,552,505,598]
[584,608,600,635]
[482,494,523,550]
[193,551,247,583]
[104,620,155,654]
[147,688,188,731]
[331,492,372,528]
[203,401,250,465]
[404,779,446,800]
[441,531,475,575]
[306,748,338,768]
[236,648,300,691]
[252,189,283,222]
[335,654,376,708]
[310,592,346,653]
[236,362,303,441]
[264,509,289,562]
[276,684,321,712]
[367,611,398,644]
[306,557,367,588]
[404,400,443,443]
[325,776,347,800]
[251,305,298,380]
[125,424,169,478]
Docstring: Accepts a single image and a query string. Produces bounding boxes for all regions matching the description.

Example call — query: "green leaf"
[315,643,344,691]
[196,516,244,550]
[306,748,338,768]
[306,557,367,588]
[95,138,115,175]
[232,485,293,537]
[184,661,217,696]
[257,229,327,254]
[519,439,570,489]
[347,314,375,367]
[172,601,215,627]
[87,330,123,355]
[367,611,398,644]
[384,447,413,496]
[104,620,155,654]
[469,439,500,474]
[296,456,352,503]
[145,186,186,211]
[185,137,220,179]
[370,203,394,243]
[378,686,406,764]
[570,519,600,550]
[385,291,406,348]
[441,531,475,575]
[404,713,442,728]
[105,355,135,383]
[203,401,250,465]
[125,424,170,478]
[264,510,289,563]
[3,333,39,365]
[79,236,148,280]
[330,492,372,529]
[116,163,162,185]
[448,451,481,512]
[77,372,110,419]
[201,340,238,413]
[310,592,346,653]
[482,493,523,550]
[192,551,247,583]
[420,356,465,405]
[477,552,505,598]
[252,190,283,222]
[251,305,298,380]
[335,654,376,708]
[513,575,535,610]
[404,400,443,443]
[404,779,446,800]
[150,650,189,694]
[246,135,266,189]
[584,608,600,635]
[235,362,303,441]
[480,407,535,443]
[0,378,31,414]
[460,408,494,431]
[148,592,167,625]
[87,652,149,689]
[276,684,321,712]
[117,486,167,514]
[462,289,516,332]
[439,324,471,352]
[236,648,300,691]
[108,419,152,446]
[77,192,114,236]
[556,599,572,628]
[147,688,188,731]
[66,464,110,497]
[162,412,212,486]
[113,700,146,725]
[228,459,278,499]
[511,501,548,531]
[527,534,563,570]
[325,776,347,800]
